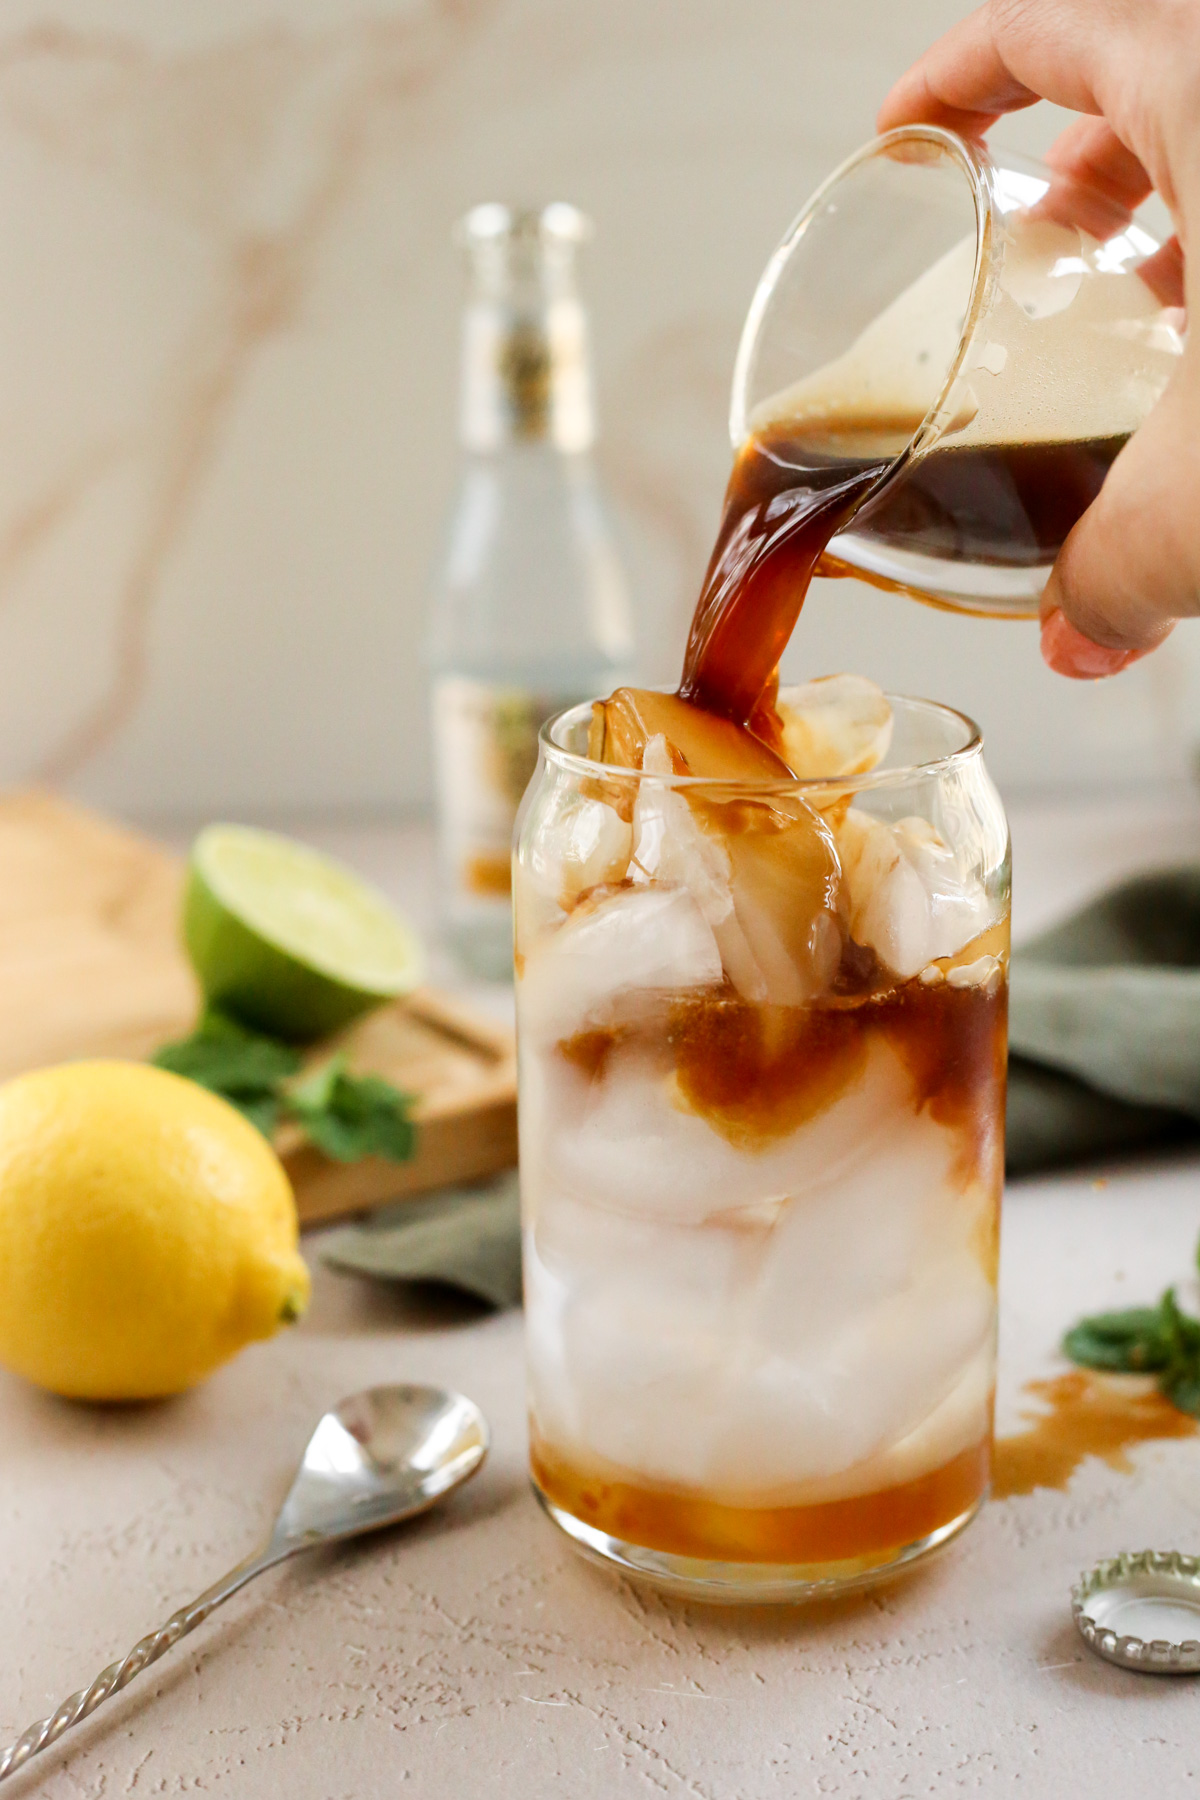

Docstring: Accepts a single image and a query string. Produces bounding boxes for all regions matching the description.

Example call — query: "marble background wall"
[0,0,1194,821]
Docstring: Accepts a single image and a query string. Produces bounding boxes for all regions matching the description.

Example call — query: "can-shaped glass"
[514,695,1009,1602]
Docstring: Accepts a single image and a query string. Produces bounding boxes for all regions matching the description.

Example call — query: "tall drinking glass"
[515,695,1009,1602]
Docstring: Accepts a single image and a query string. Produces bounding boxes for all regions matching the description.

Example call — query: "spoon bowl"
[273,1384,489,1547]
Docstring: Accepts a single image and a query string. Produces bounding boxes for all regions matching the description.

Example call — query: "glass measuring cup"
[730,126,1184,618]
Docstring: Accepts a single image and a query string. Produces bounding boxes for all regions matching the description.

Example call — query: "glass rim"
[729,124,994,506]
[539,692,984,796]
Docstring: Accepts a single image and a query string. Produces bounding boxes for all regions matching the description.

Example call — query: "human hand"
[878,0,1200,678]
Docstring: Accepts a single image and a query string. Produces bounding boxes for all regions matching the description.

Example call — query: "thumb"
[1039,357,1200,677]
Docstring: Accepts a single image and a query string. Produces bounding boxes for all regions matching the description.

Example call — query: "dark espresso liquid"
[855,433,1128,570]
[679,422,1129,728]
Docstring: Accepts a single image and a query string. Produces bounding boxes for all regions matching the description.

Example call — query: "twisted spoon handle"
[0,1544,288,1785]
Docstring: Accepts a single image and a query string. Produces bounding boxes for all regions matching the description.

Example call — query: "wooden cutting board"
[0,790,517,1227]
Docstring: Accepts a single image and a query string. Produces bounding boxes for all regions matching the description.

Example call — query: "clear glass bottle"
[426,203,635,980]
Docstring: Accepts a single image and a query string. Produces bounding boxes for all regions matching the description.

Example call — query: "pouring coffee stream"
[678,429,890,736]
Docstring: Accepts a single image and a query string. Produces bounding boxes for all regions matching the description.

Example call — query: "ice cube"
[726,1342,995,1507]
[631,737,736,929]
[534,1193,750,1308]
[639,734,677,780]
[701,1248,994,1493]
[557,1277,732,1486]
[836,808,936,979]
[852,1344,994,1498]
[527,1159,785,1478]
[836,807,998,977]
[535,1041,774,1224]
[750,1103,983,1354]
[627,733,843,1006]
[537,1032,913,1227]
[522,1229,580,1447]
[557,795,632,901]
[521,779,632,909]
[723,811,844,1004]
[517,884,721,1045]
[893,815,998,962]
[946,954,1004,991]
[691,1103,995,1491]
[630,737,768,1003]
[512,861,566,964]
[525,1036,997,1496]
[516,772,632,959]
[536,1216,992,1497]
[776,674,893,780]
[589,687,793,779]
[531,1200,759,1488]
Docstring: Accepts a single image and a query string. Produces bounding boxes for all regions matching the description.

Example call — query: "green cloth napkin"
[321,1170,522,1309]
[1008,868,1200,1174]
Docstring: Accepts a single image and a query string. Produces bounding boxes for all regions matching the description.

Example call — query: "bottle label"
[432,677,580,907]
[461,300,593,453]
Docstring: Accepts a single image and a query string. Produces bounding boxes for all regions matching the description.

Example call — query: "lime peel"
[185,825,425,1043]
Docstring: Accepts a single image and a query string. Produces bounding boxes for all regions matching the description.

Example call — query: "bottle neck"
[459,294,595,454]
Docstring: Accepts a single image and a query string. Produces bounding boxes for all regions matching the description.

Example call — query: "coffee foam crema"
[749,215,1183,452]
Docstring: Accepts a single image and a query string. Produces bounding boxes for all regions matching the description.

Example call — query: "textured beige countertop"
[6,796,1200,1799]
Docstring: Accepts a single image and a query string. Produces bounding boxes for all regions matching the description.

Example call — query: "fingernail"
[1040,608,1148,679]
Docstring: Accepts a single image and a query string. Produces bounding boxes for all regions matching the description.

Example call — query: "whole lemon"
[0,1060,310,1399]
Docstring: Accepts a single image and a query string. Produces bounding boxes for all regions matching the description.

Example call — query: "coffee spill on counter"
[993,1369,1197,1499]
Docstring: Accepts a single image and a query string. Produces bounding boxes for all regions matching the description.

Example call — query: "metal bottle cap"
[1073,1551,1200,1673]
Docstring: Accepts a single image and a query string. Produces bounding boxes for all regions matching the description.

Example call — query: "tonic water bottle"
[426,203,635,980]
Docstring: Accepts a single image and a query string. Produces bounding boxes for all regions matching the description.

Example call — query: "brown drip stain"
[993,1370,1198,1499]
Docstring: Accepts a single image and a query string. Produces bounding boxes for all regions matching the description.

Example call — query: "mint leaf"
[153,1011,301,1098]
[1065,1287,1200,1419]
[1062,1304,1176,1373]
[152,1012,300,1137]
[285,1055,341,1114]
[1163,1363,1200,1418]
[1063,1216,1200,1419]
[227,1091,282,1137]
[1160,1286,1200,1352]
[1158,1288,1200,1415]
[151,1019,416,1162]
[284,1054,416,1164]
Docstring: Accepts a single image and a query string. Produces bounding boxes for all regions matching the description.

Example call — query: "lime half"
[184,825,425,1042]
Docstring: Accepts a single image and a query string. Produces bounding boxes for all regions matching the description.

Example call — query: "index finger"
[877,8,1039,137]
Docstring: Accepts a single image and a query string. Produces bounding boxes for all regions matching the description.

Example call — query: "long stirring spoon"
[0,1383,488,1785]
